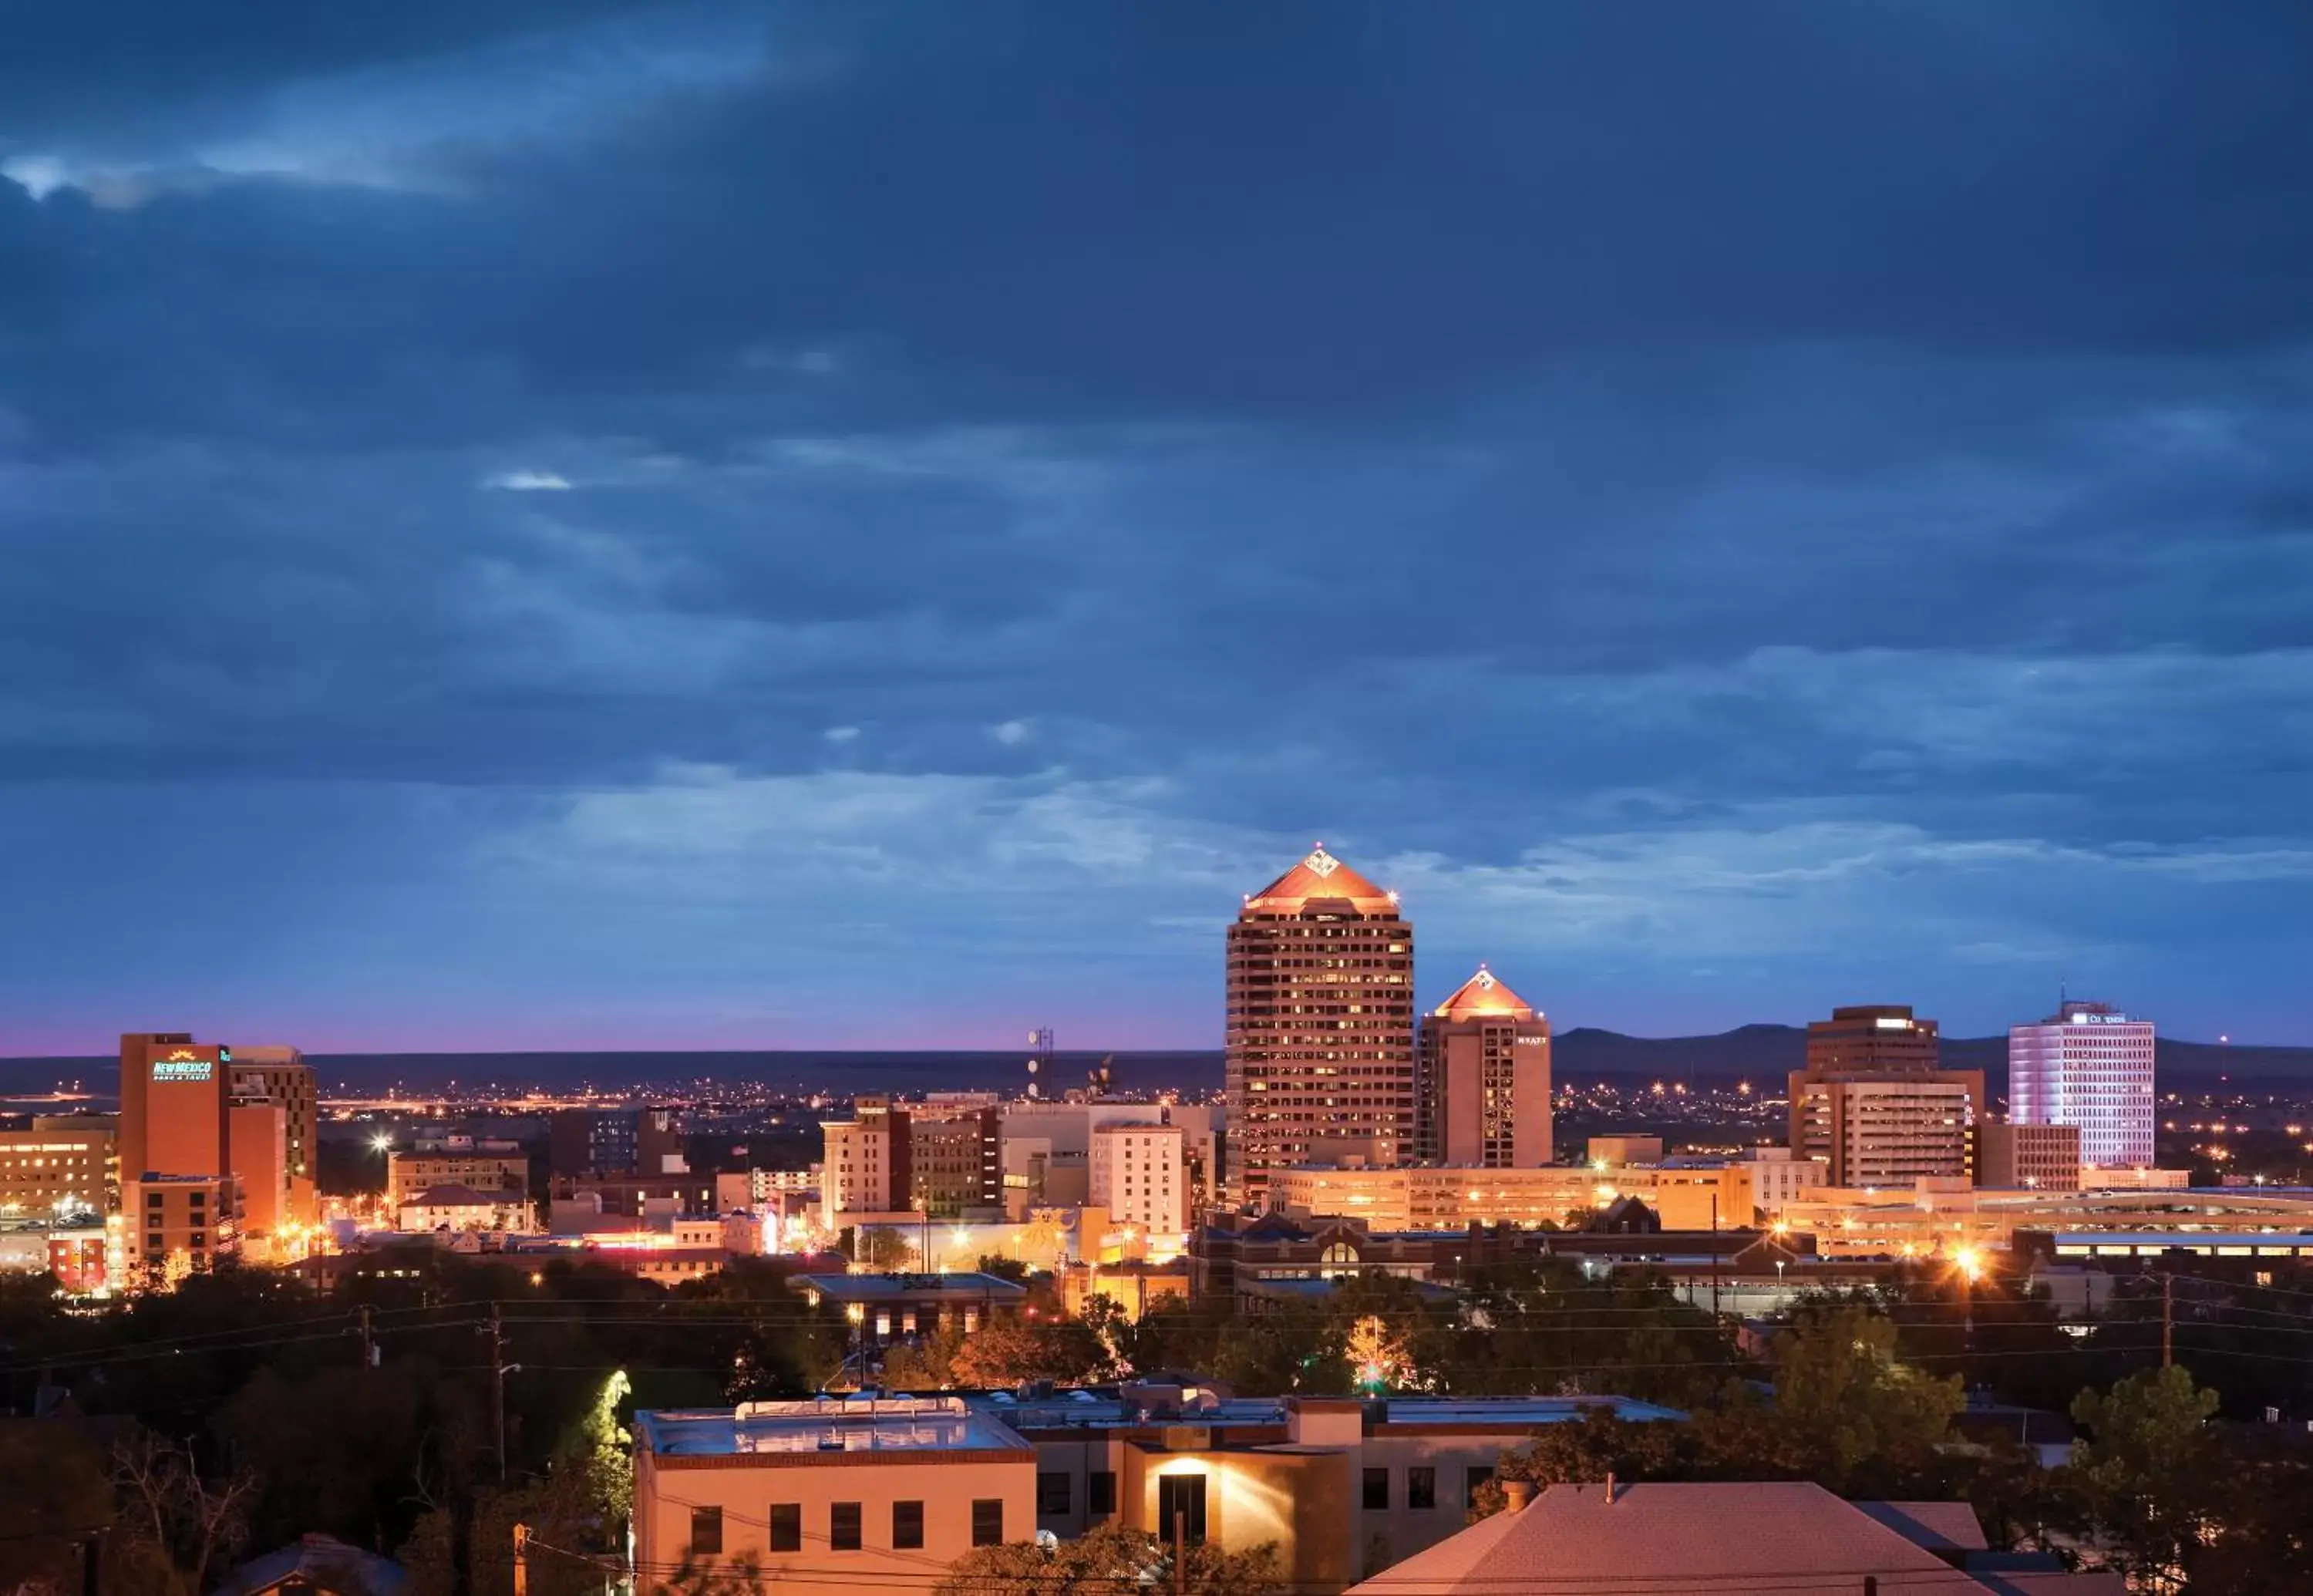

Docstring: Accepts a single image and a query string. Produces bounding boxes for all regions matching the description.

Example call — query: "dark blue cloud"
[2,2,2311,1051]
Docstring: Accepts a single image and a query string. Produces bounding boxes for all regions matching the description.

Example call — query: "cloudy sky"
[5,3,2312,1053]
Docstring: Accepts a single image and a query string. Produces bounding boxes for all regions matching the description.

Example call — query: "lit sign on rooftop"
[153,1050,214,1083]
[1874,1017,1914,1030]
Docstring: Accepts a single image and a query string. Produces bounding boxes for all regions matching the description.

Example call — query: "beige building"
[1741,1146,1830,1213]
[1090,1123,1188,1237]
[398,1184,535,1233]
[1227,847,1415,1202]
[634,1398,1035,1596]
[1417,966,1550,1167]
[1586,1135,1663,1167]
[0,1117,116,1215]
[820,1097,910,1225]
[388,1151,531,1204]
[1270,1160,1752,1232]
[1774,1180,2313,1261]
[1978,1122,2083,1190]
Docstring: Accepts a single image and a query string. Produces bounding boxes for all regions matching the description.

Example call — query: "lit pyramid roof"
[1432,964,1537,1020]
[1244,843,1399,914]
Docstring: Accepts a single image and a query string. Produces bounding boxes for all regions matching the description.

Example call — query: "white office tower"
[2008,1000,2156,1169]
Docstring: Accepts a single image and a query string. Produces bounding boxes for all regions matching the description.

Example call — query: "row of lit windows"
[689,1497,1001,1557]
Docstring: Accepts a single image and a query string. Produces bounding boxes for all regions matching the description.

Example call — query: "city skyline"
[8,7,2313,1053]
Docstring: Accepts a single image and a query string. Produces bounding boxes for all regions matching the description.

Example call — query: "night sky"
[5,4,2313,1053]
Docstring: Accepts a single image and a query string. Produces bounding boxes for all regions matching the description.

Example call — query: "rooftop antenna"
[1026,1027,1054,1100]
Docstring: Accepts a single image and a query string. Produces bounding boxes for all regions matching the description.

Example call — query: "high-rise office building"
[1225,845,1414,1203]
[1805,1004,1944,1074]
[550,1108,642,1178]
[1416,965,1551,1167]
[1788,1005,1985,1187]
[119,1032,230,1184]
[2008,1000,2156,1169]
[909,1105,1002,1217]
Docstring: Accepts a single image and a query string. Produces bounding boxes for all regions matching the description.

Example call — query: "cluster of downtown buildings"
[0,845,2267,1593]
[602,848,2220,1593]
[0,1034,318,1290]
[0,844,2234,1305]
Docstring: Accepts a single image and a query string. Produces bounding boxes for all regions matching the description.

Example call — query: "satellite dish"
[1035,1531,1059,1551]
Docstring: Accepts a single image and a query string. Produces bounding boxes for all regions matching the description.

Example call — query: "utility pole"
[511,1524,529,1596]
[1173,1507,1187,1596]
[359,1305,375,1370]
[79,1530,100,1596]
[1709,1193,1721,1321]
[484,1304,517,1482]
[2163,1272,2173,1369]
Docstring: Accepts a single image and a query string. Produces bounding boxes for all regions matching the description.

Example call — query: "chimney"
[1501,1480,1534,1511]
[1604,1473,1617,1504]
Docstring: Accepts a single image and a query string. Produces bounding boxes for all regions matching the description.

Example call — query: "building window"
[1464,1466,1493,1510]
[1407,1467,1436,1510]
[768,1504,801,1553]
[1088,1471,1116,1517]
[1362,1467,1389,1510]
[892,1500,924,1551]
[1156,1474,1207,1545]
[689,1507,722,1557]
[1038,1473,1072,1515]
[971,1500,1004,1547]
[830,1502,862,1551]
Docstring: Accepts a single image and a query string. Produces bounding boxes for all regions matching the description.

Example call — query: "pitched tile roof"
[1350,1480,1991,1594]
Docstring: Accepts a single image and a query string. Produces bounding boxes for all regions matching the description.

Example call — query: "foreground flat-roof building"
[638,1387,1686,1596]
[634,1398,1035,1596]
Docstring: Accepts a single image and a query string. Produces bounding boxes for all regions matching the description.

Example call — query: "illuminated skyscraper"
[119,1032,227,1182]
[2009,1000,2156,1169]
[1225,845,1414,1203]
[1416,965,1551,1167]
[1788,1005,1985,1187]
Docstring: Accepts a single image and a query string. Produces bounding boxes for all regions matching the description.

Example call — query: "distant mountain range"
[2,1029,2305,1103]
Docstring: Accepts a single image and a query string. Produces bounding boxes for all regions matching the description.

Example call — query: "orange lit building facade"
[120,1032,231,1190]
[1226,847,1414,1204]
[1416,965,1550,1167]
